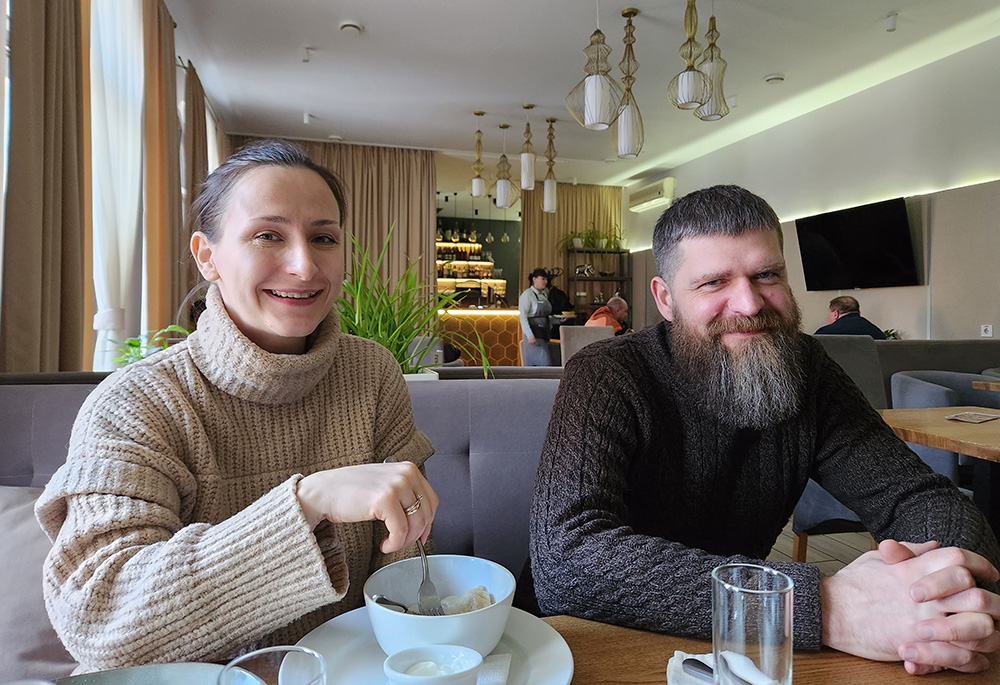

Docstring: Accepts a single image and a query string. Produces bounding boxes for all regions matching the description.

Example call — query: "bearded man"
[526,185,1000,675]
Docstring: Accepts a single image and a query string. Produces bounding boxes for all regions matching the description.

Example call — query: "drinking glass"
[711,564,793,685]
[218,645,326,685]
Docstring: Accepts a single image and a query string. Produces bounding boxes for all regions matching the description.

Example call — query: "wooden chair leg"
[792,532,808,563]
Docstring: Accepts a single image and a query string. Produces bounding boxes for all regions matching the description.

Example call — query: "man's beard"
[671,302,805,429]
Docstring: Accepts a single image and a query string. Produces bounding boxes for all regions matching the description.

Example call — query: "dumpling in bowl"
[441,585,495,615]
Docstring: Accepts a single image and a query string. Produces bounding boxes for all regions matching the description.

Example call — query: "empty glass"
[711,564,793,685]
[218,645,326,685]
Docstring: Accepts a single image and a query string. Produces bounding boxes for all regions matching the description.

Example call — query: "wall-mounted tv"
[795,197,920,291]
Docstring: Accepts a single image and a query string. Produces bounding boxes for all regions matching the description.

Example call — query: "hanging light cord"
[595,0,600,30]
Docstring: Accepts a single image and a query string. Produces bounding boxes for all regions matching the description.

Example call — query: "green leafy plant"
[338,225,489,374]
[112,325,190,365]
[883,328,901,340]
[556,230,586,254]
[581,223,605,248]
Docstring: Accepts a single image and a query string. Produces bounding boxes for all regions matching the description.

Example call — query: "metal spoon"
[371,594,411,613]
[682,658,714,683]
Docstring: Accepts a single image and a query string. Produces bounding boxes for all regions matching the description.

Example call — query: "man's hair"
[606,296,627,316]
[191,138,348,242]
[828,295,860,315]
[652,184,782,284]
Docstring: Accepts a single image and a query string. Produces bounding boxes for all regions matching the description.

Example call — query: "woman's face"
[532,275,548,290]
[191,166,344,354]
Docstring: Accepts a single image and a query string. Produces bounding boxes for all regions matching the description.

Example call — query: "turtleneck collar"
[187,285,341,405]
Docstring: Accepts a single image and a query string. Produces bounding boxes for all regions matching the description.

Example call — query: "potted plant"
[581,223,605,249]
[112,324,190,365]
[338,224,489,375]
[557,231,586,254]
[608,223,626,250]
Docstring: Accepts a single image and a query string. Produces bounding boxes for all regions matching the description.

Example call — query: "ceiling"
[166,0,1000,198]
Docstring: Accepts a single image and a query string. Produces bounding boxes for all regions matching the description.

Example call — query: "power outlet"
[982,325,994,338]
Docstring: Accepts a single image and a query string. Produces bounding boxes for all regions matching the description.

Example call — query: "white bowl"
[383,644,483,685]
[363,554,515,656]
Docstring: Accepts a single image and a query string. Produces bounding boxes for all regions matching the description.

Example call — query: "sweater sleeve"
[529,351,823,648]
[807,349,1000,585]
[367,348,435,572]
[518,288,535,338]
[34,381,342,672]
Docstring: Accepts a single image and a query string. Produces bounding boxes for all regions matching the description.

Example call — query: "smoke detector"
[339,20,364,35]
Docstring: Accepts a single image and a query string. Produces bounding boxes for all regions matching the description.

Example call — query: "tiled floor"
[767,521,875,574]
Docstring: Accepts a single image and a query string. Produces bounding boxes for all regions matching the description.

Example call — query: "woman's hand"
[296,462,438,554]
[527,335,536,344]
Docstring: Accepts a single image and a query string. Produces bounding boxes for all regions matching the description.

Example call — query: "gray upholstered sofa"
[0,373,559,681]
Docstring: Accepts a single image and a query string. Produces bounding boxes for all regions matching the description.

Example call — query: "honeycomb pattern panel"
[441,312,521,366]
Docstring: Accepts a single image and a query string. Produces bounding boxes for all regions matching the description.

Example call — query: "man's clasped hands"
[823,540,1000,674]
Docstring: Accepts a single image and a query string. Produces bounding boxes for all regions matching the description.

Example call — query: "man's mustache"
[706,309,792,337]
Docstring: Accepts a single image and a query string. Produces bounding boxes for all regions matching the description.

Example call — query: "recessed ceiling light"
[763,73,785,84]
[328,134,343,141]
[339,20,364,35]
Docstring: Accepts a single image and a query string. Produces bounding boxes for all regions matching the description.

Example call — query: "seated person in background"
[586,295,629,335]
[527,184,1000,675]
[814,295,885,339]
[35,140,437,673]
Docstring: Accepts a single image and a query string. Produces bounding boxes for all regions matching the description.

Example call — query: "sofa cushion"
[0,486,77,679]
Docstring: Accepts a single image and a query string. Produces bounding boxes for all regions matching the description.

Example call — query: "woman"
[35,140,438,673]
[518,267,553,366]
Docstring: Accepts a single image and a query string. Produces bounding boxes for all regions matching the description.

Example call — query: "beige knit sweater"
[35,286,433,673]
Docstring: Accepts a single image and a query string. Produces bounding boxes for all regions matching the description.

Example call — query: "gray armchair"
[791,336,886,561]
[890,369,1000,486]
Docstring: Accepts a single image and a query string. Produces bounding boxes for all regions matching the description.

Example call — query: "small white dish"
[384,644,482,685]
[297,606,573,684]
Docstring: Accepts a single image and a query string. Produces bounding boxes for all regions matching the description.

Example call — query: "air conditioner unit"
[628,178,676,213]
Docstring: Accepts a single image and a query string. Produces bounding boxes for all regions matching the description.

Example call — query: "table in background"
[972,379,1000,392]
[542,615,995,684]
[879,406,1000,532]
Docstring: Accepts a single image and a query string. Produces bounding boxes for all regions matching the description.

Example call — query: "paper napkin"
[477,653,512,685]
[666,650,779,685]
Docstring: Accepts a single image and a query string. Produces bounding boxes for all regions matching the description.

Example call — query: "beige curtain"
[520,183,623,283]
[181,61,208,314]
[231,136,436,287]
[142,0,182,333]
[0,0,85,372]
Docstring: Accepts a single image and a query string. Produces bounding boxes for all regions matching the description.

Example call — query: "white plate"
[296,607,573,685]
[56,662,223,685]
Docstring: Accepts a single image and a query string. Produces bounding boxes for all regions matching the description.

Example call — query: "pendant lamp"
[616,8,643,158]
[695,15,729,121]
[471,111,487,197]
[667,0,710,110]
[493,124,520,210]
[521,104,536,190]
[543,118,558,214]
[565,1,624,130]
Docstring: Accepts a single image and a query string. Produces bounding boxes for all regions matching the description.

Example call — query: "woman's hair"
[191,138,348,241]
[527,267,549,284]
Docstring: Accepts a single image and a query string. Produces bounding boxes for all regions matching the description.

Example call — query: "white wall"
[625,36,1000,339]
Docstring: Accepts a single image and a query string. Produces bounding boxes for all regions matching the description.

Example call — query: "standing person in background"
[814,295,885,339]
[518,268,553,366]
[586,296,629,335]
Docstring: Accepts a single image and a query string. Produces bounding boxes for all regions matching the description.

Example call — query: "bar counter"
[439,308,522,366]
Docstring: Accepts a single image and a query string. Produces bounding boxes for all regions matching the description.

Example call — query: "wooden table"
[973,379,1000,392]
[879,406,1000,532]
[542,615,996,684]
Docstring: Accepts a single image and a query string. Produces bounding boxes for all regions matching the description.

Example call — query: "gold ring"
[404,493,424,516]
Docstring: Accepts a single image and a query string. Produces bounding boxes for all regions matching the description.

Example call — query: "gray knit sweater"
[36,286,433,672]
[529,321,1000,650]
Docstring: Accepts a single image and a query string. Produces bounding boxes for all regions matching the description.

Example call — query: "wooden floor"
[767,521,875,574]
